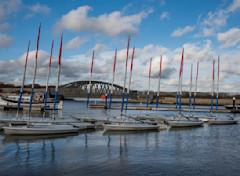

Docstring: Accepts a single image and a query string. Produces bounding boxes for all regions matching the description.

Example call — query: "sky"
[1,0,240,93]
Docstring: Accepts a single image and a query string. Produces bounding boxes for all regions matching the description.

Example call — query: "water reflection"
[2,133,78,144]
[0,101,240,175]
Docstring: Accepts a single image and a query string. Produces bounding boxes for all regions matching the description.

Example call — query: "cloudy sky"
[0,0,240,93]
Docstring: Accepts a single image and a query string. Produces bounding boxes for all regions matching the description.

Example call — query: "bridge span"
[50,80,138,98]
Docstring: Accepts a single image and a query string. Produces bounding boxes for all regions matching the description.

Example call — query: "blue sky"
[1,0,240,93]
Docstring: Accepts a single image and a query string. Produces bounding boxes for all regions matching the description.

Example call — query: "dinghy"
[168,120,203,127]
[102,123,159,131]
[0,97,63,110]
[3,125,79,135]
[208,57,238,125]
[169,49,204,128]
[3,31,79,135]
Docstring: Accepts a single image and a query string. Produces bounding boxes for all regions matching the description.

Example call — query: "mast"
[156,55,162,108]
[87,49,94,108]
[125,46,135,110]
[216,56,220,119]
[17,40,30,117]
[109,48,117,109]
[188,63,193,115]
[178,48,184,117]
[52,34,63,122]
[146,58,152,107]
[28,23,41,126]
[43,40,54,119]
[121,36,130,112]
[210,59,215,117]
[175,48,184,118]
[192,61,199,116]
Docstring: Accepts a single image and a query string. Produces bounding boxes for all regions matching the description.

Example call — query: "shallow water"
[0,100,240,176]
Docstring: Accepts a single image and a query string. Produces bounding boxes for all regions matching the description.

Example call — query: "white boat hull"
[0,98,63,110]
[208,120,238,125]
[103,123,159,131]
[168,120,204,127]
[3,125,79,135]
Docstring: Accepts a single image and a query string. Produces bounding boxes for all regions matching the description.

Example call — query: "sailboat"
[0,34,62,114]
[3,32,79,135]
[208,56,238,125]
[103,46,159,131]
[102,123,159,131]
[136,56,166,124]
[168,48,203,128]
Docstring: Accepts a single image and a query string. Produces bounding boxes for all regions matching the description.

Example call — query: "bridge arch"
[57,80,137,98]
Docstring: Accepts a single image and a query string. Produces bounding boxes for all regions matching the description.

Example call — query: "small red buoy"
[101,95,106,99]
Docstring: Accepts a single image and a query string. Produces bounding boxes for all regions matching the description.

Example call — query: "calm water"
[0,100,240,176]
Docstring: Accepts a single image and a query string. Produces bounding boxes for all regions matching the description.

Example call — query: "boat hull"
[208,120,238,125]
[0,98,63,110]
[3,125,79,135]
[103,124,159,131]
[168,121,204,127]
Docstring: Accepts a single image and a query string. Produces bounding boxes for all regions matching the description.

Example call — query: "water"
[0,100,240,176]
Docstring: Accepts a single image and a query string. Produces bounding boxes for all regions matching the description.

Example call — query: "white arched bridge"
[52,80,137,98]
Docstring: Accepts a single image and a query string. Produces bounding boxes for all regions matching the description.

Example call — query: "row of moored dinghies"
[1,27,238,135]
[83,38,237,131]
[1,23,95,135]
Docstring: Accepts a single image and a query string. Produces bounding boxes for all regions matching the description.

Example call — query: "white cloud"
[217,28,240,48]
[0,22,11,32]
[201,10,228,36]
[63,36,88,50]
[200,0,240,37]
[171,25,195,37]
[25,3,50,19]
[0,34,13,49]
[53,5,149,36]
[160,12,169,20]
[0,0,21,21]
[227,0,240,12]
[1,42,240,92]
[172,40,215,64]
[0,0,21,34]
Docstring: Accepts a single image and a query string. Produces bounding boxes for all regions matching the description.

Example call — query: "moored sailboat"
[3,32,79,135]
[168,48,203,128]
[208,56,238,125]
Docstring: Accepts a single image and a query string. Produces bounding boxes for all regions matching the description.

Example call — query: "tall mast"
[146,58,152,107]
[216,56,220,119]
[52,34,63,122]
[210,59,215,117]
[175,48,184,118]
[87,49,94,108]
[17,40,30,117]
[125,46,135,110]
[193,61,199,116]
[109,48,117,109]
[28,23,41,126]
[188,63,193,115]
[43,40,54,119]
[156,55,162,108]
[178,48,184,117]
[121,36,130,112]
